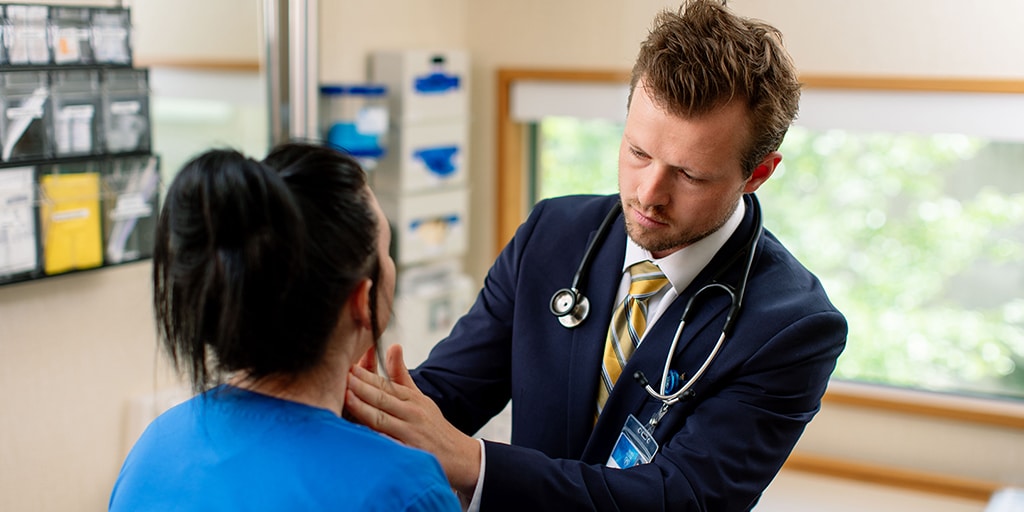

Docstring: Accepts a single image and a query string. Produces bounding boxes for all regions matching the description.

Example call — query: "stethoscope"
[549,194,763,426]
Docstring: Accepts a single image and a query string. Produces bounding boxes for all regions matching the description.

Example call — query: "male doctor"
[347,1,848,510]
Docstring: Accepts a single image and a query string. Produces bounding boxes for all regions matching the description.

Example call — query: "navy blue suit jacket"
[412,194,847,511]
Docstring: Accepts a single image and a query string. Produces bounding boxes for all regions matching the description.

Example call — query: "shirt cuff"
[460,438,486,512]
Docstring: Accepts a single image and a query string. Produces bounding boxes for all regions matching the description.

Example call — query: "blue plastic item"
[409,214,460,230]
[327,123,385,158]
[414,72,460,94]
[319,84,388,159]
[413,145,459,177]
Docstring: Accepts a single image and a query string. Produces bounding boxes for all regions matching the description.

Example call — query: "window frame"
[494,67,1024,431]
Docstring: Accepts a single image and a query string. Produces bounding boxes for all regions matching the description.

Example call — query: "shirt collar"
[623,197,746,294]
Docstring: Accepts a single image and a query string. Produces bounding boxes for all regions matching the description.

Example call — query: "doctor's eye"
[628,147,650,160]
[677,169,701,182]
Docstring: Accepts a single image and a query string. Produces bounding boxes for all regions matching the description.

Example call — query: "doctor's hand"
[346,344,481,495]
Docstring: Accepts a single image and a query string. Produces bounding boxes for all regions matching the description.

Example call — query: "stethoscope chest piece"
[550,288,589,328]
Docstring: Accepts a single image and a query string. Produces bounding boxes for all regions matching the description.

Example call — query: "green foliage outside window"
[763,127,1024,399]
[536,117,1024,401]
[536,117,622,201]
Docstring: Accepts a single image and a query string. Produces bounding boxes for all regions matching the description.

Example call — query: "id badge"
[606,414,659,469]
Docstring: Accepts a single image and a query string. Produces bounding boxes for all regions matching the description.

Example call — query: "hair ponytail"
[154,143,378,393]
[154,149,306,392]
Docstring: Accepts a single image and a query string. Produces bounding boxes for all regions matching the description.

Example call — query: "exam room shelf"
[0,149,152,170]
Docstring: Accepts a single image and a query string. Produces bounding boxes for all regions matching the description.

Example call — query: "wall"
[2,1,1023,510]
[123,0,260,64]
[736,0,1024,80]
[318,0,468,82]
[0,263,180,511]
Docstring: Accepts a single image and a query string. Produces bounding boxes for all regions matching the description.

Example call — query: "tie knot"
[627,261,669,298]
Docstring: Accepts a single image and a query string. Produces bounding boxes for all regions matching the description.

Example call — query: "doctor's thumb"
[384,343,414,386]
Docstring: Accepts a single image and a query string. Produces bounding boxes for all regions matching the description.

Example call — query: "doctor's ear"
[743,151,782,193]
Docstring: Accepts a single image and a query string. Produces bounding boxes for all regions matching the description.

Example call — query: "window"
[762,128,1024,399]
[524,82,1024,401]
[148,67,268,187]
[531,117,622,203]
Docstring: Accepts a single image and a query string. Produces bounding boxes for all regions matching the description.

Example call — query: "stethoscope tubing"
[551,194,763,410]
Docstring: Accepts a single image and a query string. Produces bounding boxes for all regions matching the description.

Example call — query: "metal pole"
[264,0,318,145]
[263,0,289,146]
[289,0,318,141]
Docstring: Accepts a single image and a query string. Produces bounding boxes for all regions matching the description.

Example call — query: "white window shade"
[510,80,629,123]
[797,89,1024,141]
[510,79,1024,142]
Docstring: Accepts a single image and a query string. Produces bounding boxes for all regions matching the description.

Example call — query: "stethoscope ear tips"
[550,288,590,329]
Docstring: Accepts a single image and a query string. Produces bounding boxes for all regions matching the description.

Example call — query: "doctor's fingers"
[344,388,398,437]
[345,368,413,438]
[347,366,440,429]
[348,365,416,409]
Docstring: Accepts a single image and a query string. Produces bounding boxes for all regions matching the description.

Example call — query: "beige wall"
[123,0,260,63]
[319,0,468,82]
[0,263,179,511]
[3,1,1024,510]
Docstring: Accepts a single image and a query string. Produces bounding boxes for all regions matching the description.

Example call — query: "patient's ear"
[349,278,374,330]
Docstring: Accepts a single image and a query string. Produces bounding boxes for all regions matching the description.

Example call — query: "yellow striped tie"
[596,261,670,415]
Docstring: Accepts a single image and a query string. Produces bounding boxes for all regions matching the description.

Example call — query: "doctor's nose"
[635,166,672,208]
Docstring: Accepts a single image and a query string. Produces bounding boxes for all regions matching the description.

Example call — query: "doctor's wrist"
[447,434,482,495]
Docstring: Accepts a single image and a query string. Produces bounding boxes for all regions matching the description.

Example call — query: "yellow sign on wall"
[40,172,103,274]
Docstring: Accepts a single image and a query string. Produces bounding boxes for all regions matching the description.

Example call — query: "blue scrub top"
[110,385,459,511]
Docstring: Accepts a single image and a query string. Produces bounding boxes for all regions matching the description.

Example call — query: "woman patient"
[109,143,459,511]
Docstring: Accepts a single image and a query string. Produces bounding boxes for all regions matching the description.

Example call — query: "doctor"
[346,1,847,510]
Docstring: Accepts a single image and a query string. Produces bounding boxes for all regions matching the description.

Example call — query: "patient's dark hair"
[152,142,380,392]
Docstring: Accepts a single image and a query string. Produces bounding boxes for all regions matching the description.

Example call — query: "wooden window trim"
[134,58,261,72]
[825,379,1024,430]
[783,451,1001,503]
[496,68,630,256]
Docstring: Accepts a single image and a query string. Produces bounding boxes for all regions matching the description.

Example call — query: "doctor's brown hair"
[152,143,381,392]
[629,0,801,176]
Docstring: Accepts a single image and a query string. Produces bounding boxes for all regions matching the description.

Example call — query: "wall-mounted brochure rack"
[0,3,157,287]
[0,154,160,285]
[0,4,133,68]
[0,67,151,163]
